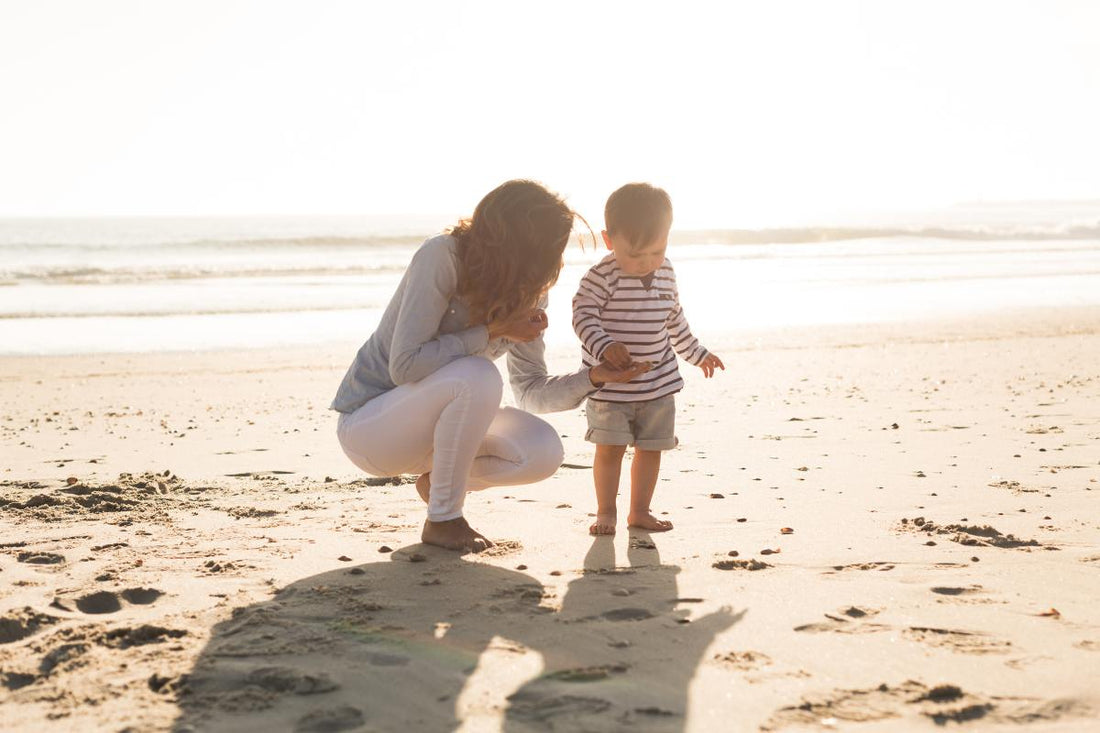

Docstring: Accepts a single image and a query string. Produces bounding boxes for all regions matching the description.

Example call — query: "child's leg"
[627,448,673,531]
[591,443,627,535]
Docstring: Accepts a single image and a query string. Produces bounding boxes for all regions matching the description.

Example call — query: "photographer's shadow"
[173,546,551,732]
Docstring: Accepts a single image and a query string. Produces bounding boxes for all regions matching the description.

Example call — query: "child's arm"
[665,265,724,377]
[572,268,619,363]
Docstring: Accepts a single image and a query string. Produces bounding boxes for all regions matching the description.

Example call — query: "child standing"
[573,183,724,535]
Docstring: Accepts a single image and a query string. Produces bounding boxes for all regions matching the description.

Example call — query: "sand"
[2,307,1099,732]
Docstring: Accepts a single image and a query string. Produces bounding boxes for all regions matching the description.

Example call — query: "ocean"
[2,209,1099,356]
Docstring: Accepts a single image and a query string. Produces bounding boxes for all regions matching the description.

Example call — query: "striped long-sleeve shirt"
[572,254,709,402]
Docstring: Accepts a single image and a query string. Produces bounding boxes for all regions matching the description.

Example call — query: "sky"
[1,0,1099,226]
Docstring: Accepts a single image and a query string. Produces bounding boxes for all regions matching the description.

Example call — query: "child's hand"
[600,342,632,369]
[699,353,724,378]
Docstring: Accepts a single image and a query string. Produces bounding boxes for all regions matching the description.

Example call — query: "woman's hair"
[450,179,588,325]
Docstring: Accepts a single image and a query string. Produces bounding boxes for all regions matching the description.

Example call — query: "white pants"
[336,356,564,521]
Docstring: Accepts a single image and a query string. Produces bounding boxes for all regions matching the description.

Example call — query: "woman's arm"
[506,332,599,414]
[388,239,490,385]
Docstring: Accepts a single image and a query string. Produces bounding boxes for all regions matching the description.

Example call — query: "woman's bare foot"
[589,512,617,535]
[415,472,430,504]
[627,511,673,532]
[421,517,494,552]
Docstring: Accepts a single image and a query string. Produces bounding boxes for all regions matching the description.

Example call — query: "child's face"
[602,229,669,276]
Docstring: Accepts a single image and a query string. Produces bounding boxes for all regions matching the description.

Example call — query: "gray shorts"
[585,394,677,451]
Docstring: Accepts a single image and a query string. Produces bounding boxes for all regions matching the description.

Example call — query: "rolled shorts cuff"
[634,436,678,451]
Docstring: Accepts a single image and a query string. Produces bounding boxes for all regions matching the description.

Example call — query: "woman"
[333,180,649,552]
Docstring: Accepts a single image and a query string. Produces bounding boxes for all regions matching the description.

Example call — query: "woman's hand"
[488,308,548,343]
[589,359,652,387]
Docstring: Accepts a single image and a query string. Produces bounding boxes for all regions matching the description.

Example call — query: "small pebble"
[338,555,352,562]
[516,564,528,570]
[727,550,739,557]
[378,545,393,553]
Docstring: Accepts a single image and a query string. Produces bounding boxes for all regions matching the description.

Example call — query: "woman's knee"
[525,417,565,481]
[451,356,503,402]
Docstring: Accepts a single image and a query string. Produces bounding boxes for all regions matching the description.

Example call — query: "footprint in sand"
[763,681,1093,730]
[506,692,613,725]
[599,608,654,622]
[294,705,364,733]
[76,591,122,614]
[545,664,628,682]
[120,587,163,605]
[712,650,773,671]
[74,587,164,614]
[822,561,895,574]
[0,608,59,644]
[902,626,1012,655]
[794,606,889,634]
[16,551,65,565]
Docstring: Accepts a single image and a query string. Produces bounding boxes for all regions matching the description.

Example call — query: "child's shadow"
[504,534,743,732]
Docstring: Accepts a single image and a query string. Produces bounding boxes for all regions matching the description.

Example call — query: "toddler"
[572,183,723,535]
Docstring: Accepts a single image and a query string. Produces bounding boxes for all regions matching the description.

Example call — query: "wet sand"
[2,307,1099,731]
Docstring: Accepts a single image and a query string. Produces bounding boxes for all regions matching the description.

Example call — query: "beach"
[3,305,1099,731]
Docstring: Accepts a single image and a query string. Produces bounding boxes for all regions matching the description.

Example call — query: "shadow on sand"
[173,537,742,732]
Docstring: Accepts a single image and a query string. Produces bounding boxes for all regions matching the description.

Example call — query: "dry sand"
[2,307,1099,732]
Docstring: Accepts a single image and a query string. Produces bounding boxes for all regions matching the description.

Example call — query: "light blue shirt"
[332,234,597,414]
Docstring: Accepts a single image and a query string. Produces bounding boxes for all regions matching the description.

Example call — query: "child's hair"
[604,182,673,250]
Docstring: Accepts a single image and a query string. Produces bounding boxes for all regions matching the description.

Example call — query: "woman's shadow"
[172,539,741,732]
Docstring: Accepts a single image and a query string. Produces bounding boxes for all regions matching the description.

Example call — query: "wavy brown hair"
[451,179,589,325]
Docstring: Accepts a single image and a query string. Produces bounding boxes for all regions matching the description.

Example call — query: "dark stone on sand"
[337,556,352,562]
[709,493,724,499]
[378,545,392,553]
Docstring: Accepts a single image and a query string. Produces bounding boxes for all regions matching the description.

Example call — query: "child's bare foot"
[589,513,617,535]
[415,472,430,504]
[421,517,494,552]
[627,511,673,532]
